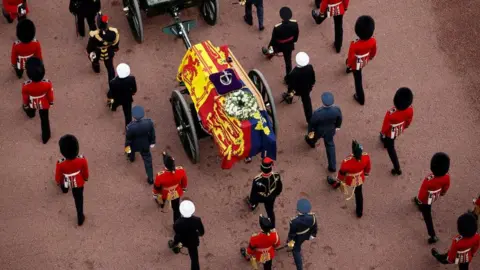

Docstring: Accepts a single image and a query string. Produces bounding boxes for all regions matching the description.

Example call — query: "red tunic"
[380,106,414,139]
[320,0,349,17]
[11,39,42,69]
[338,153,371,186]
[475,197,480,207]
[55,156,89,188]
[246,230,280,263]
[22,79,54,110]
[3,0,29,20]
[416,174,450,205]
[153,167,188,201]
[447,234,480,264]
[347,38,377,71]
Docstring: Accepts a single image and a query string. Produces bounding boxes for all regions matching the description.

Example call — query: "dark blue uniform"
[288,213,318,270]
[125,117,155,183]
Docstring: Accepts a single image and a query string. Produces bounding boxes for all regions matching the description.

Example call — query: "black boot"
[2,9,13,23]
[391,169,402,176]
[431,248,449,264]
[92,62,100,73]
[428,236,439,244]
[78,215,85,226]
[243,15,253,26]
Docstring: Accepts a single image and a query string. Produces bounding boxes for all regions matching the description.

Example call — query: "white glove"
[309,236,315,240]
[89,52,96,61]
[150,144,155,148]
[336,128,340,131]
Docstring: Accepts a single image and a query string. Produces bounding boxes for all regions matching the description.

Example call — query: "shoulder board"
[14,40,21,45]
[77,155,85,159]
[109,27,119,34]
[42,79,50,83]
[362,152,369,156]
[275,23,282,27]
[289,19,297,22]
[426,174,435,180]
[290,215,298,221]
[455,235,463,242]
[157,170,165,176]
[388,107,397,114]
[175,166,183,170]
[251,233,258,237]
[57,158,65,163]
[271,229,277,232]
[126,121,136,128]
[23,80,32,85]
[89,30,99,37]
[32,38,38,42]
[343,155,353,162]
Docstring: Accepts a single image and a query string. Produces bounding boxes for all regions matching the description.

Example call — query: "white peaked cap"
[296,52,309,67]
[180,200,195,218]
[116,63,131,78]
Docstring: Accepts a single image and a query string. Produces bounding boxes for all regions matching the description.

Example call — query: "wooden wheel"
[123,0,144,43]
[248,69,278,136]
[170,90,200,164]
[200,0,219,26]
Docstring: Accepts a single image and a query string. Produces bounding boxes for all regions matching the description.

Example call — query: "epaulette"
[109,27,119,34]
[14,40,21,45]
[32,38,38,42]
[57,158,65,163]
[126,121,135,129]
[251,232,258,237]
[362,152,368,156]
[426,174,435,181]
[275,23,282,27]
[388,107,397,114]
[175,166,183,170]
[23,80,32,85]
[343,155,353,162]
[290,215,298,221]
[455,235,463,242]
[41,79,50,83]
[77,155,85,159]
[89,30,99,38]
[157,170,165,176]
[289,19,297,22]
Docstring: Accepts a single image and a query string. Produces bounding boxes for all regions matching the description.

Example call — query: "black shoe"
[243,15,253,26]
[78,215,85,226]
[334,43,341,53]
[3,10,13,23]
[245,197,257,211]
[304,135,316,148]
[428,236,439,244]
[259,26,264,31]
[346,67,352,74]
[328,167,336,173]
[356,212,362,218]
[353,94,364,105]
[391,169,402,176]
[42,135,50,144]
[148,178,153,185]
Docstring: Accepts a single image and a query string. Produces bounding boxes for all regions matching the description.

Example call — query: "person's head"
[355,15,375,40]
[132,106,145,121]
[25,57,45,82]
[295,52,309,68]
[352,140,363,160]
[457,212,478,238]
[430,152,450,177]
[163,152,176,171]
[116,63,130,79]
[279,7,292,21]
[321,92,334,107]
[96,12,108,30]
[393,87,413,111]
[297,198,311,214]
[180,200,195,218]
[59,134,79,160]
[259,215,274,233]
[261,157,274,174]
[17,19,36,43]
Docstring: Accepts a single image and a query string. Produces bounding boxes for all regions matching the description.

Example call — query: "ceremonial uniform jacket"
[246,230,280,263]
[286,64,315,96]
[287,213,318,241]
[153,167,188,201]
[338,153,371,187]
[69,0,101,16]
[416,173,450,205]
[125,118,155,152]
[250,172,282,202]
[22,79,54,110]
[107,76,137,105]
[308,105,342,136]
[346,38,377,71]
[3,0,28,19]
[447,233,480,264]
[320,0,349,17]
[86,28,120,61]
[268,20,299,52]
[11,39,42,70]
[173,216,205,248]
[55,155,89,188]
[380,106,414,139]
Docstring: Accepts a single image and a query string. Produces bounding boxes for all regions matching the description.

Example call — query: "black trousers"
[355,185,363,216]
[353,70,365,105]
[300,95,313,123]
[419,204,436,237]
[187,246,200,270]
[172,198,181,224]
[283,49,293,78]
[72,187,84,224]
[249,197,276,228]
[76,13,96,37]
[92,58,115,82]
[382,137,401,171]
[333,15,344,51]
[24,108,51,143]
[112,102,133,127]
[263,260,272,270]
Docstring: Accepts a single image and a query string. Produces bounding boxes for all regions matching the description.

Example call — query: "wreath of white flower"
[224,89,258,120]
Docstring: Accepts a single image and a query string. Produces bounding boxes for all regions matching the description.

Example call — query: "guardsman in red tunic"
[241,215,280,270]
[413,153,451,244]
[432,213,480,270]
[153,152,188,224]
[22,57,53,144]
[380,87,414,175]
[346,16,377,105]
[311,0,349,53]
[55,135,89,226]
[2,0,28,23]
[327,140,371,218]
[11,19,42,79]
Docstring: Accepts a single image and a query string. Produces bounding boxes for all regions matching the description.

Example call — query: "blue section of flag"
[248,110,277,160]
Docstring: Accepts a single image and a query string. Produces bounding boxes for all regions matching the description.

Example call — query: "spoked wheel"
[200,0,219,25]
[123,0,144,43]
[248,69,278,136]
[170,90,200,164]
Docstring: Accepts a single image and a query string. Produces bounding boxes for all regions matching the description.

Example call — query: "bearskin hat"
[352,140,363,160]
[457,212,478,238]
[59,134,79,160]
[163,152,175,171]
[96,13,108,30]
[261,157,273,174]
[430,152,450,177]
[26,57,45,82]
[280,7,292,21]
[355,16,375,40]
[17,19,36,43]
[259,215,274,232]
[393,87,413,111]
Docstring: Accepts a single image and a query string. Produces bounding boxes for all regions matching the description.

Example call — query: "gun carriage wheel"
[170,90,200,164]
[123,0,144,43]
[200,0,219,25]
[248,69,278,136]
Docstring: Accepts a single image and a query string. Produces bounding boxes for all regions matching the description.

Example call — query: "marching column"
[311,0,349,53]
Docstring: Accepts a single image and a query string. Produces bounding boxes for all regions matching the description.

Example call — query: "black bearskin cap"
[59,134,79,160]
[355,15,375,40]
[163,152,175,171]
[280,7,292,21]
[393,87,413,111]
[96,13,108,30]
[17,19,36,43]
[457,212,478,238]
[259,215,274,232]
[352,140,363,160]
[430,152,450,177]
[261,157,273,174]
[26,57,45,82]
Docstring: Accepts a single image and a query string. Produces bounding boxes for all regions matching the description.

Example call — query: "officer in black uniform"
[69,0,101,37]
[245,157,283,227]
[287,199,318,270]
[86,12,119,82]
[262,7,299,82]
[107,63,137,127]
[125,105,156,184]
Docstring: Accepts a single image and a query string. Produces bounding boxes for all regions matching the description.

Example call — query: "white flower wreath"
[224,89,259,120]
